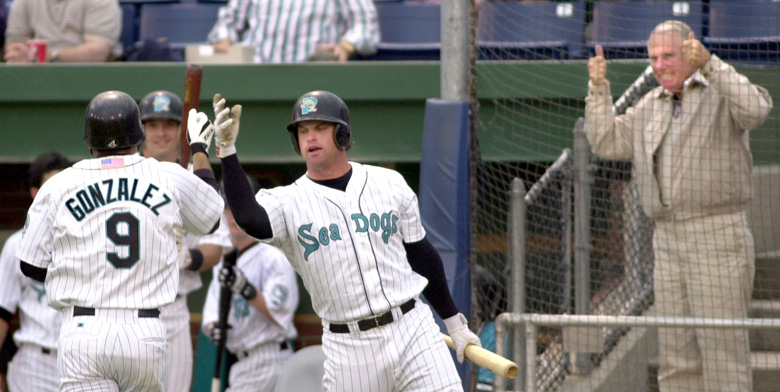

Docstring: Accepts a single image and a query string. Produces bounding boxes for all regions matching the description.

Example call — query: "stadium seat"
[477,1,587,60]
[363,2,441,61]
[120,4,138,53]
[119,0,178,4]
[138,3,221,49]
[589,0,703,59]
[705,0,780,63]
[273,345,326,392]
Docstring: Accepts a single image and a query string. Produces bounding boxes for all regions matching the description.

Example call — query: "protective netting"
[470,1,780,391]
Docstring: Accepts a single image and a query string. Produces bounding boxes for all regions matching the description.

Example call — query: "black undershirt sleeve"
[221,154,273,239]
[0,307,12,323]
[20,261,46,283]
[404,238,459,319]
[193,168,219,191]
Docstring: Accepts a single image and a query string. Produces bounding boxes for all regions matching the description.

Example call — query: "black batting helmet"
[286,91,351,155]
[84,91,145,151]
[139,90,183,123]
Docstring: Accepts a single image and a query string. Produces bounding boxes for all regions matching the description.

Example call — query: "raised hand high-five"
[212,93,243,158]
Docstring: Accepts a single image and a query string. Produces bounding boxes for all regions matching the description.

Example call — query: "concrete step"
[647,352,780,392]
[752,352,780,392]
[753,250,780,300]
[749,300,780,351]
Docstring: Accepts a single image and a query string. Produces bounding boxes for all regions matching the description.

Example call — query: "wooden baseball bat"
[180,64,203,168]
[442,333,519,380]
[212,248,238,392]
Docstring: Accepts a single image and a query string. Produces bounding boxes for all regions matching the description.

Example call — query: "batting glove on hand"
[443,313,481,364]
[219,264,257,300]
[213,93,242,158]
[204,322,230,344]
[187,109,214,157]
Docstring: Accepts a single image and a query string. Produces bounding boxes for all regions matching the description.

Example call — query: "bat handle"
[211,378,221,392]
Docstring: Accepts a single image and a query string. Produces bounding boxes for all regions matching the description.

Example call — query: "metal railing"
[494,313,780,392]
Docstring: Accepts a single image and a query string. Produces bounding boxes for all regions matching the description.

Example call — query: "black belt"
[41,347,52,355]
[232,341,290,360]
[329,299,416,334]
[73,306,160,318]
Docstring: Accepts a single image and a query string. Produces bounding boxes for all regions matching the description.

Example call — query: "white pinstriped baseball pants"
[57,308,169,392]
[160,296,192,392]
[226,341,293,391]
[322,298,462,392]
[654,212,754,392]
[7,344,59,392]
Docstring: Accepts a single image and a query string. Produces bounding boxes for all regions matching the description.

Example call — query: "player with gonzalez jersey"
[212,90,481,391]
[0,152,70,392]
[16,91,224,392]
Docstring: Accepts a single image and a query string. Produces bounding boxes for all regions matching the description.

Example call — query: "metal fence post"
[571,117,593,375]
[508,178,527,390]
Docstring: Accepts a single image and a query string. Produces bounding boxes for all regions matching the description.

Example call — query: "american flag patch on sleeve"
[100,157,125,170]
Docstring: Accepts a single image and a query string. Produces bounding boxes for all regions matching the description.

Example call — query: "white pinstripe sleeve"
[15,183,57,269]
[393,171,426,243]
[159,162,224,236]
[0,230,23,313]
[337,0,380,55]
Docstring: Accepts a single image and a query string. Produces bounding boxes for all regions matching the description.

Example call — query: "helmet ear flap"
[334,124,351,150]
[290,130,301,155]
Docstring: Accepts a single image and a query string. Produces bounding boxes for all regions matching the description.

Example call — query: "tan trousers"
[654,211,755,392]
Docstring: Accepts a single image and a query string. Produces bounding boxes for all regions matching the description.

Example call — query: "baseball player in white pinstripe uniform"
[15,91,224,392]
[139,90,232,392]
[202,176,299,391]
[0,152,70,392]
[212,91,481,391]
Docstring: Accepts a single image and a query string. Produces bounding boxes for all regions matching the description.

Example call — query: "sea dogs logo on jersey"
[153,95,171,114]
[300,97,318,115]
[296,211,399,261]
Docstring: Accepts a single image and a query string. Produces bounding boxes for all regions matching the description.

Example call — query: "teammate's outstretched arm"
[212,93,273,240]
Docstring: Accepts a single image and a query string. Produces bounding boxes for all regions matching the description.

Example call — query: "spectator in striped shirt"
[207,0,380,64]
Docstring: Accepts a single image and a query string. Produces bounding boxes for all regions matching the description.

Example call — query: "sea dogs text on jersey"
[66,178,172,221]
[297,211,399,260]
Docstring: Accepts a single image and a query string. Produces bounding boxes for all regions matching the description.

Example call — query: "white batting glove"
[443,313,481,364]
[213,93,242,158]
[204,322,230,344]
[219,264,257,300]
[187,109,214,156]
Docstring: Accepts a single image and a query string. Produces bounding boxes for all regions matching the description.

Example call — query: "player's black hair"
[29,152,71,189]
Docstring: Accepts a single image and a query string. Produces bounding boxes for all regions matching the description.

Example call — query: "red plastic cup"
[27,40,47,63]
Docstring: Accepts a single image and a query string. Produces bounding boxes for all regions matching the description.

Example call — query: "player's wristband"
[190,142,208,157]
[239,282,257,300]
[216,144,236,158]
[187,248,204,271]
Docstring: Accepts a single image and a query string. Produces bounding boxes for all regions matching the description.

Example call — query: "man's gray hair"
[650,20,693,43]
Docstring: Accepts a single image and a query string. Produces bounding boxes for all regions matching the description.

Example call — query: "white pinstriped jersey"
[202,242,298,352]
[207,0,380,63]
[256,162,428,323]
[16,154,224,311]
[0,230,61,349]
